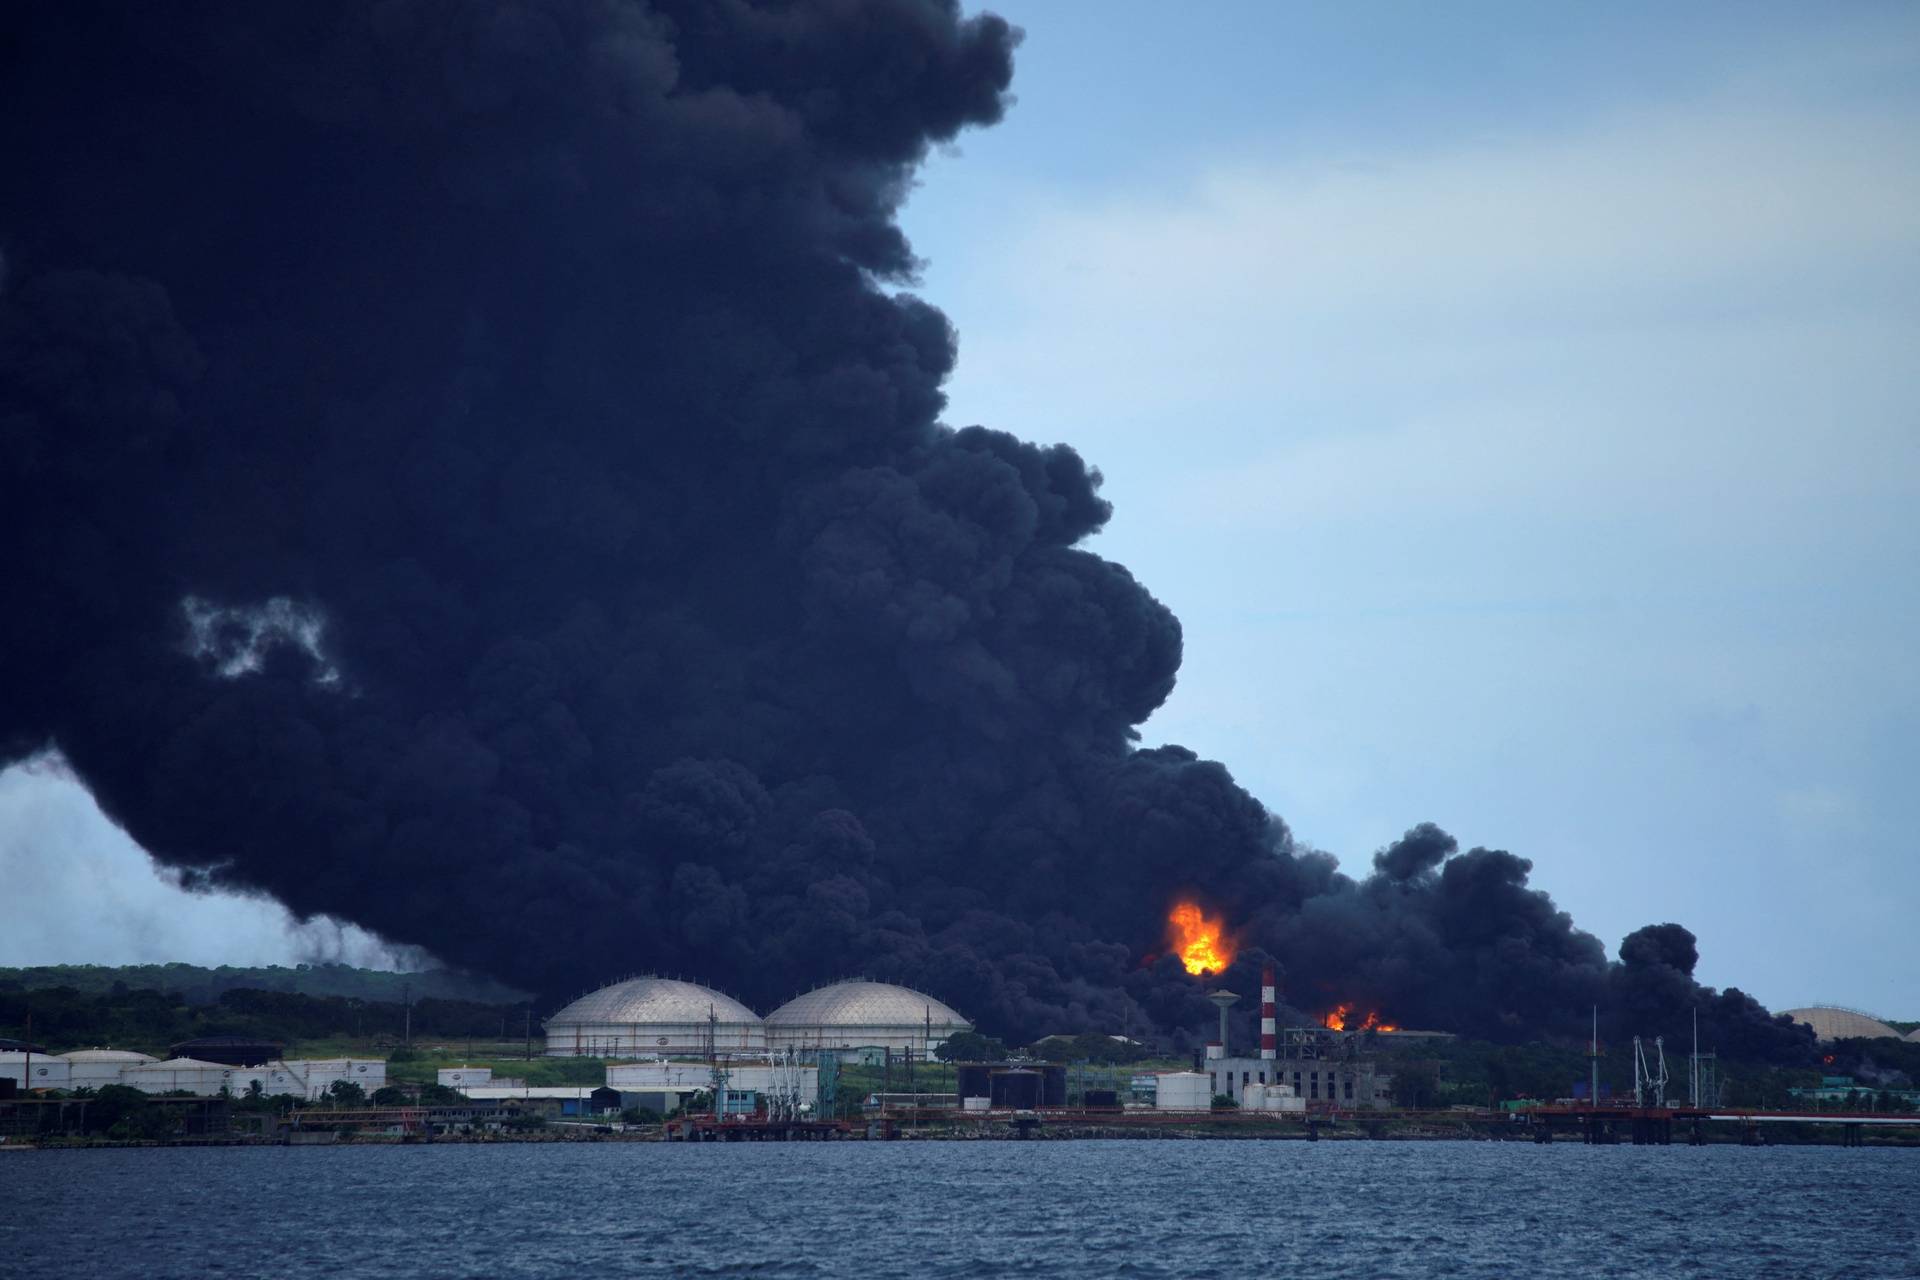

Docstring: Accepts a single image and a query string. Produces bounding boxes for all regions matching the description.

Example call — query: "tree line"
[0,983,531,1053]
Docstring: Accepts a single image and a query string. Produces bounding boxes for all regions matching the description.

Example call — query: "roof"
[59,1048,159,1063]
[765,980,970,1030]
[1781,1006,1900,1041]
[1907,1028,1920,1044]
[460,1086,608,1100]
[122,1057,235,1072]
[546,976,761,1028]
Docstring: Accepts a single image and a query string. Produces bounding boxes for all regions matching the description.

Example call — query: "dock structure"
[664,1116,849,1141]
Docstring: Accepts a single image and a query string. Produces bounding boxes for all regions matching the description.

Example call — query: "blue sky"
[904,1,1919,1014]
[2,3,1915,1015]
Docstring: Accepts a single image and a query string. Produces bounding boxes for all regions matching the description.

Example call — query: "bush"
[621,1106,662,1125]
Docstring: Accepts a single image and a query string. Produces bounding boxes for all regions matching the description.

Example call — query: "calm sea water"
[7,1140,1917,1277]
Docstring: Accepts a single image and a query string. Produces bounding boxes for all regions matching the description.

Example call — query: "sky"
[2,2,1915,1015]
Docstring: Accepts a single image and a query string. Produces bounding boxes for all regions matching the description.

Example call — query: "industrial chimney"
[1260,965,1277,1060]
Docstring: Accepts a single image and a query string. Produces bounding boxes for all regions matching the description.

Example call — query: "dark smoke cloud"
[0,1,1810,1062]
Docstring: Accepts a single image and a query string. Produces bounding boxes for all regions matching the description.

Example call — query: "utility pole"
[1690,1008,1699,1108]
[1589,1006,1600,1106]
[403,980,412,1048]
[524,1006,532,1061]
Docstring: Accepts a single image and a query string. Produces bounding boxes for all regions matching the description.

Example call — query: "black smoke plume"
[0,2,1809,1062]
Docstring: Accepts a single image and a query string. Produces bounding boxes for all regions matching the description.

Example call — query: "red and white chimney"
[1260,964,1277,1060]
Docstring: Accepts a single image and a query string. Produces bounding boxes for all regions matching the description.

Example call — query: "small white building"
[0,1051,71,1090]
[119,1057,239,1097]
[60,1048,159,1089]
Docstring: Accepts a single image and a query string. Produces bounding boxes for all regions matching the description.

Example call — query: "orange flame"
[1323,1005,1396,1032]
[1167,901,1235,976]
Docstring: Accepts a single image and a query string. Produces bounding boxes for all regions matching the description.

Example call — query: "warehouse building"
[543,976,765,1058]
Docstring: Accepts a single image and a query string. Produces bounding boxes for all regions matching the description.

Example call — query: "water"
[6,1140,1917,1277]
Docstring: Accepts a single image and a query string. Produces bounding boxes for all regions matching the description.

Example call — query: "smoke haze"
[0,2,1810,1058]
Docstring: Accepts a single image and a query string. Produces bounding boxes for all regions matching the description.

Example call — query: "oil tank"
[989,1070,1041,1109]
[1154,1071,1211,1112]
[1039,1065,1067,1108]
[956,1064,993,1102]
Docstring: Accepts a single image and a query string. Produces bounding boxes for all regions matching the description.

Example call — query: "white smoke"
[181,595,341,686]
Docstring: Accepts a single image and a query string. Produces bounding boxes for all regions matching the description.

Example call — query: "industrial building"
[1781,1006,1903,1041]
[765,980,971,1060]
[605,1060,821,1114]
[542,976,765,1058]
[1198,968,1394,1110]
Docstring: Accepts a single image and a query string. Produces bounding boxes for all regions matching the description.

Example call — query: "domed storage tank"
[543,976,764,1058]
[765,980,971,1061]
[1781,1007,1900,1041]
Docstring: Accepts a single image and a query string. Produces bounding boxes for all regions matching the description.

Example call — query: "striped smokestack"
[1260,964,1277,1059]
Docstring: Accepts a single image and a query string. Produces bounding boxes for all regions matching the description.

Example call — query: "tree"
[1391,1062,1441,1110]
[328,1079,366,1106]
[936,1031,1010,1062]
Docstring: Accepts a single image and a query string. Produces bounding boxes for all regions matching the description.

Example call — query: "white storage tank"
[1241,1083,1306,1113]
[1154,1071,1212,1112]
[0,1051,71,1090]
[119,1057,237,1097]
[544,976,765,1058]
[438,1066,493,1087]
[60,1048,159,1089]
[764,980,971,1061]
[242,1058,387,1100]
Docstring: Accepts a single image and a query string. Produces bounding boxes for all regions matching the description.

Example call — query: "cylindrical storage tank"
[544,977,764,1058]
[120,1057,236,1097]
[60,1049,159,1089]
[988,1070,1041,1109]
[0,1052,71,1090]
[956,1064,993,1101]
[1040,1065,1067,1108]
[1154,1071,1211,1111]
